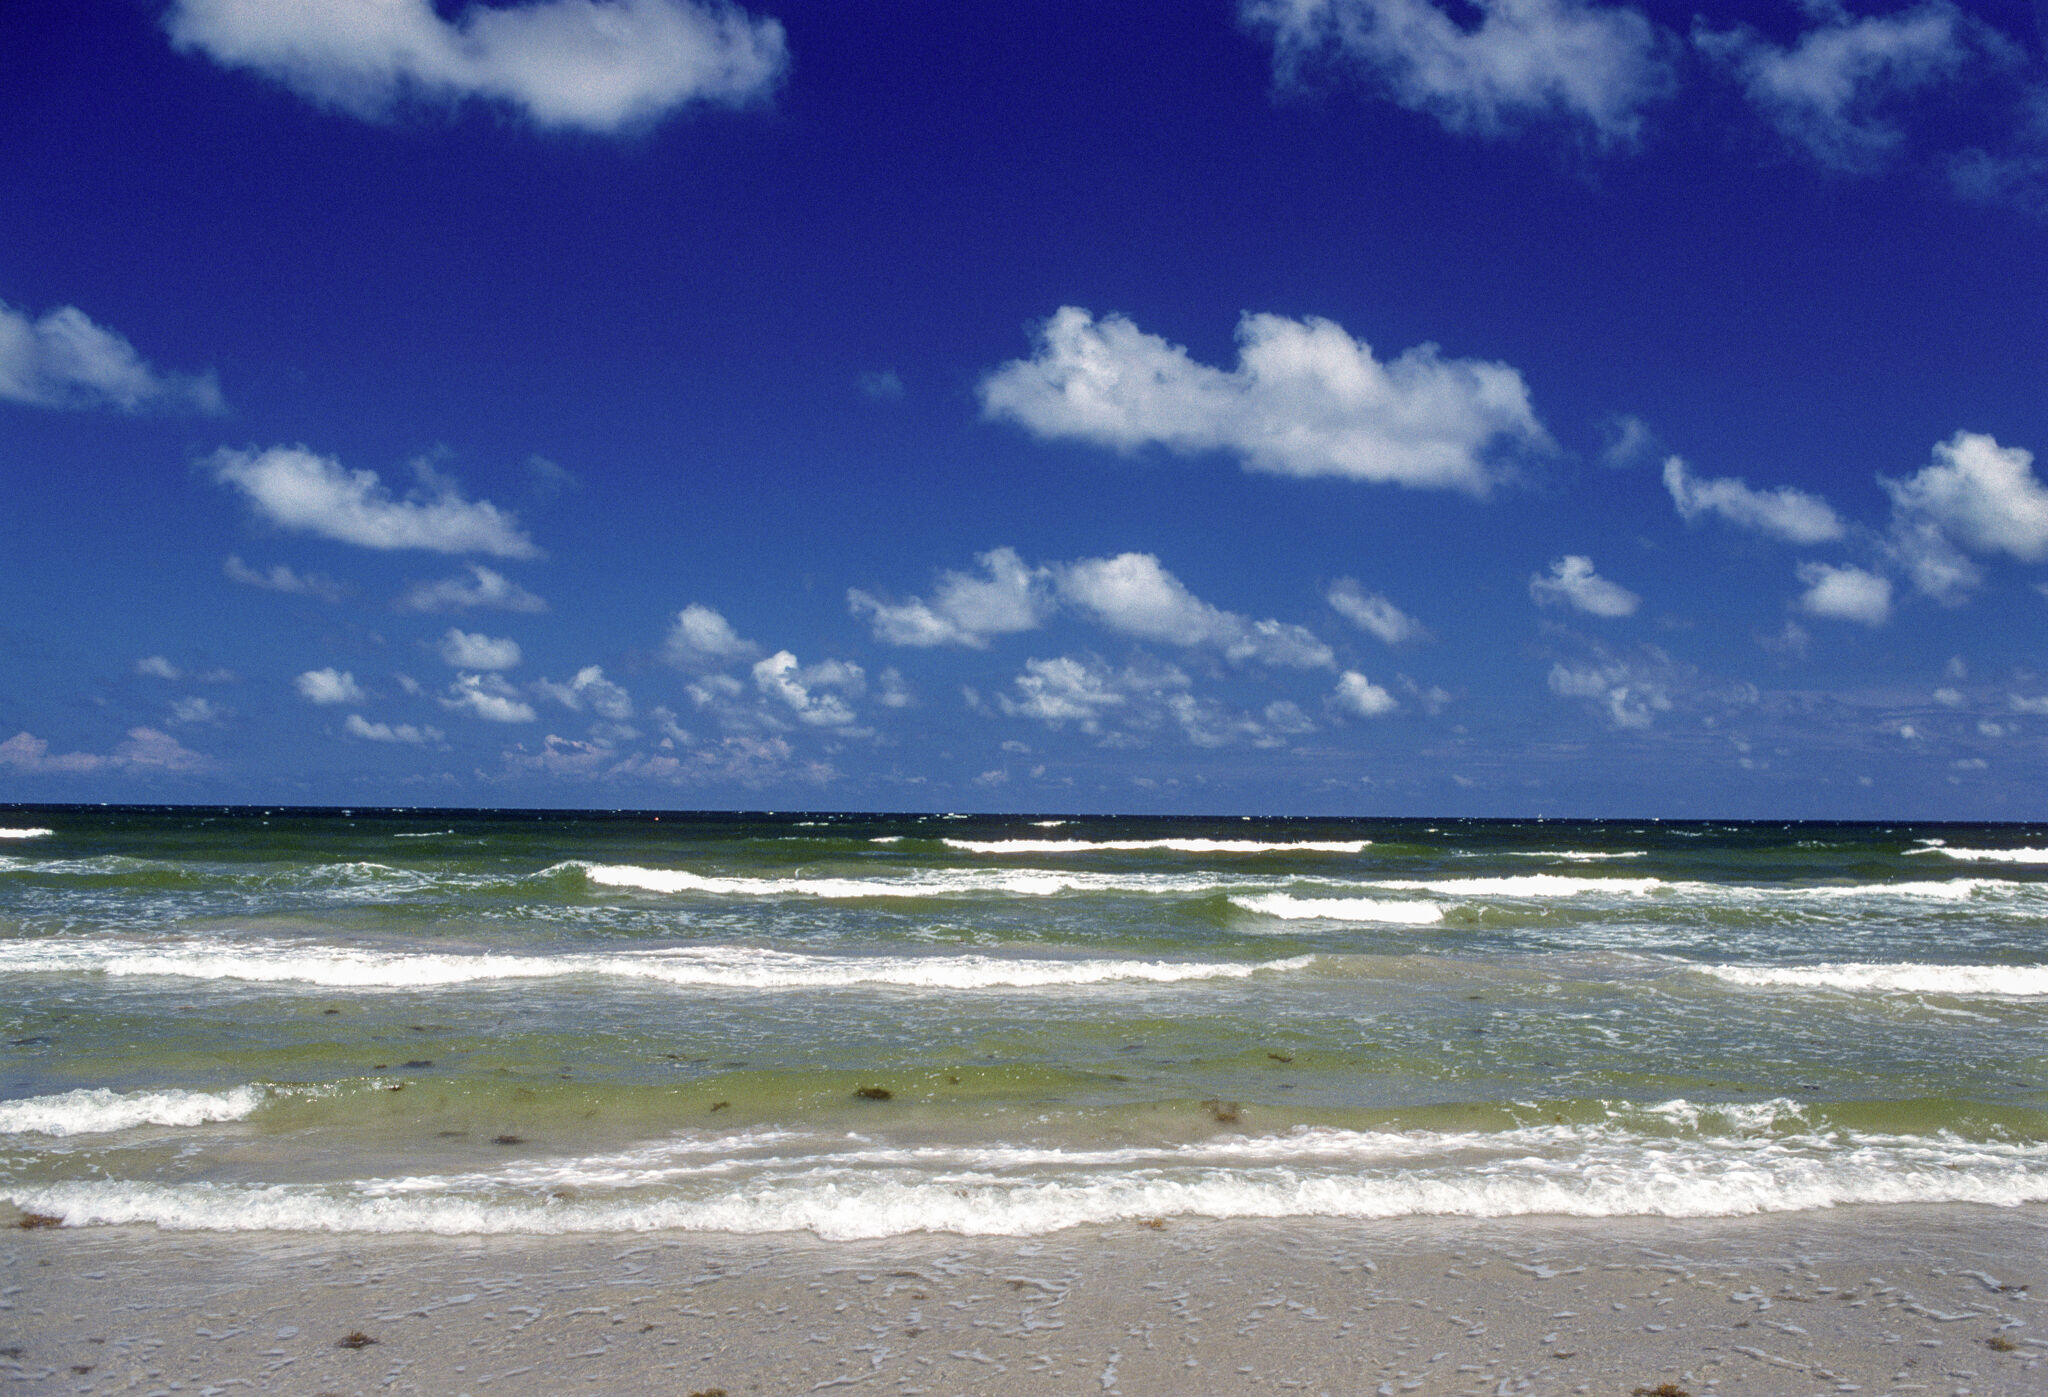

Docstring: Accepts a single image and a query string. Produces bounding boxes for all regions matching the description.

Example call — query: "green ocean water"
[2,806,2045,1239]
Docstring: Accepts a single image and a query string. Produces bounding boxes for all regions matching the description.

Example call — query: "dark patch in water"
[435,1130,466,1138]
[709,1101,729,1112]
[492,1134,524,1145]
[1267,1052,1293,1063]
[9,1036,52,1046]
[401,1060,433,1069]
[15,1213,61,1229]
[1203,1099,1241,1124]
[854,1086,893,1101]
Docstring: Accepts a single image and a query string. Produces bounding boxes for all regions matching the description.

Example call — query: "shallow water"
[2,807,2045,1238]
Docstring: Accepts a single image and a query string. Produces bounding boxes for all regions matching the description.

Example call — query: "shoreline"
[5,1205,2045,1395]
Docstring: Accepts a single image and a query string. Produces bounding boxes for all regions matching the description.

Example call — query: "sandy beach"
[5,1206,2045,1396]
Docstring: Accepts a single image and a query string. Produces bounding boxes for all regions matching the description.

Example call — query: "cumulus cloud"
[295,667,367,704]
[1796,561,1892,626]
[980,307,1548,496]
[135,655,184,681]
[1882,432,2048,602]
[344,713,442,745]
[1694,1,1973,172]
[1330,670,1399,717]
[1244,0,1672,144]
[212,447,538,558]
[0,298,223,414]
[398,564,546,613]
[164,0,786,133]
[1545,649,1689,730]
[441,671,538,723]
[224,555,346,603]
[752,652,864,728]
[664,603,758,668]
[1529,555,1639,617]
[848,547,1053,648]
[0,727,213,775]
[1054,553,1334,668]
[997,654,1189,733]
[1662,456,1845,544]
[1326,578,1429,643]
[533,665,634,721]
[169,697,226,725]
[437,628,522,670]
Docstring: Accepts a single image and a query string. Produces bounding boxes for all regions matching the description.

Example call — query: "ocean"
[3,807,2045,1243]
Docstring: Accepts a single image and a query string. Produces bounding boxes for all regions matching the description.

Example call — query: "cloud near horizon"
[0,298,223,414]
[0,727,213,776]
[212,447,540,558]
[164,0,788,133]
[980,307,1548,496]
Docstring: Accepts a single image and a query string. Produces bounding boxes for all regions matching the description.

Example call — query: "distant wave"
[0,827,53,839]
[0,937,1312,992]
[0,1085,268,1136]
[1372,875,1665,897]
[13,1112,2044,1237]
[1702,961,2048,997]
[1231,893,1443,925]
[1905,845,2048,863]
[1498,850,1646,861]
[584,862,1230,899]
[944,838,1370,854]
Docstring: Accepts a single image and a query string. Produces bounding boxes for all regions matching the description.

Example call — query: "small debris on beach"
[15,1213,61,1229]
[1631,1385,1689,1397]
[1137,1218,1167,1230]
[492,1134,524,1145]
[855,1086,893,1100]
[336,1331,378,1349]
[1988,1334,2018,1351]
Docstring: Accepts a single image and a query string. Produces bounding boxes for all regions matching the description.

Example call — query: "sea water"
[1,808,2044,1240]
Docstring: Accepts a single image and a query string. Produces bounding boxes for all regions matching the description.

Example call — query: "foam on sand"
[11,1114,2044,1239]
[0,1084,269,1136]
[1230,893,1444,924]
[0,936,1314,991]
[1702,961,2048,996]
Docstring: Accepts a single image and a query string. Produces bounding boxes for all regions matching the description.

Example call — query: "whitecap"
[0,1085,269,1136]
[1231,893,1443,925]
[0,827,53,839]
[1701,961,2048,997]
[944,838,1369,854]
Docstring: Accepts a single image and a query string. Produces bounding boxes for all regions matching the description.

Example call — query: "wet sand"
[4,1206,2045,1395]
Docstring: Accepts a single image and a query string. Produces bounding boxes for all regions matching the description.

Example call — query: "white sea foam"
[12,1117,2044,1238]
[0,937,1312,991]
[583,862,1231,898]
[1372,875,1666,897]
[0,827,53,839]
[1231,893,1444,925]
[1702,961,2048,997]
[1499,850,1646,861]
[1904,845,2048,863]
[943,838,1370,854]
[0,1085,269,1136]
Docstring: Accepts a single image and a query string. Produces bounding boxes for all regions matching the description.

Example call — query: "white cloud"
[1662,456,1844,544]
[751,652,864,728]
[1244,0,1672,145]
[858,369,904,400]
[345,713,442,745]
[0,298,223,414]
[169,696,225,725]
[441,672,538,723]
[1546,657,1672,730]
[1796,561,1892,626]
[980,307,1548,496]
[224,555,346,603]
[1055,552,1334,668]
[1694,2,1971,172]
[295,667,367,704]
[1882,432,2048,602]
[998,654,1189,733]
[1326,578,1428,643]
[664,603,758,668]
[875,667,914,709]
[848,547,1053,648]
[1528,555,1639,617]
[1330,670,1399,718]
[533,665,634,721]
[398,564,547,613]
[164,0,786,133]
[438,628,522,670]
[2010,694,2048,716]
[212,447,539,558]
[0,726,212,775]
[135,655,184,681]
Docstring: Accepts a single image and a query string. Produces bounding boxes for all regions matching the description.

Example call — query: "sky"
[4,0,2048,818]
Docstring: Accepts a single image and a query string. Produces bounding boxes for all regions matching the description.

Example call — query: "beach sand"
[4,1206,2044,1395]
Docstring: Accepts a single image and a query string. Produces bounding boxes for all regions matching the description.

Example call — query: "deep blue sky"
[5,0,2048,815]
